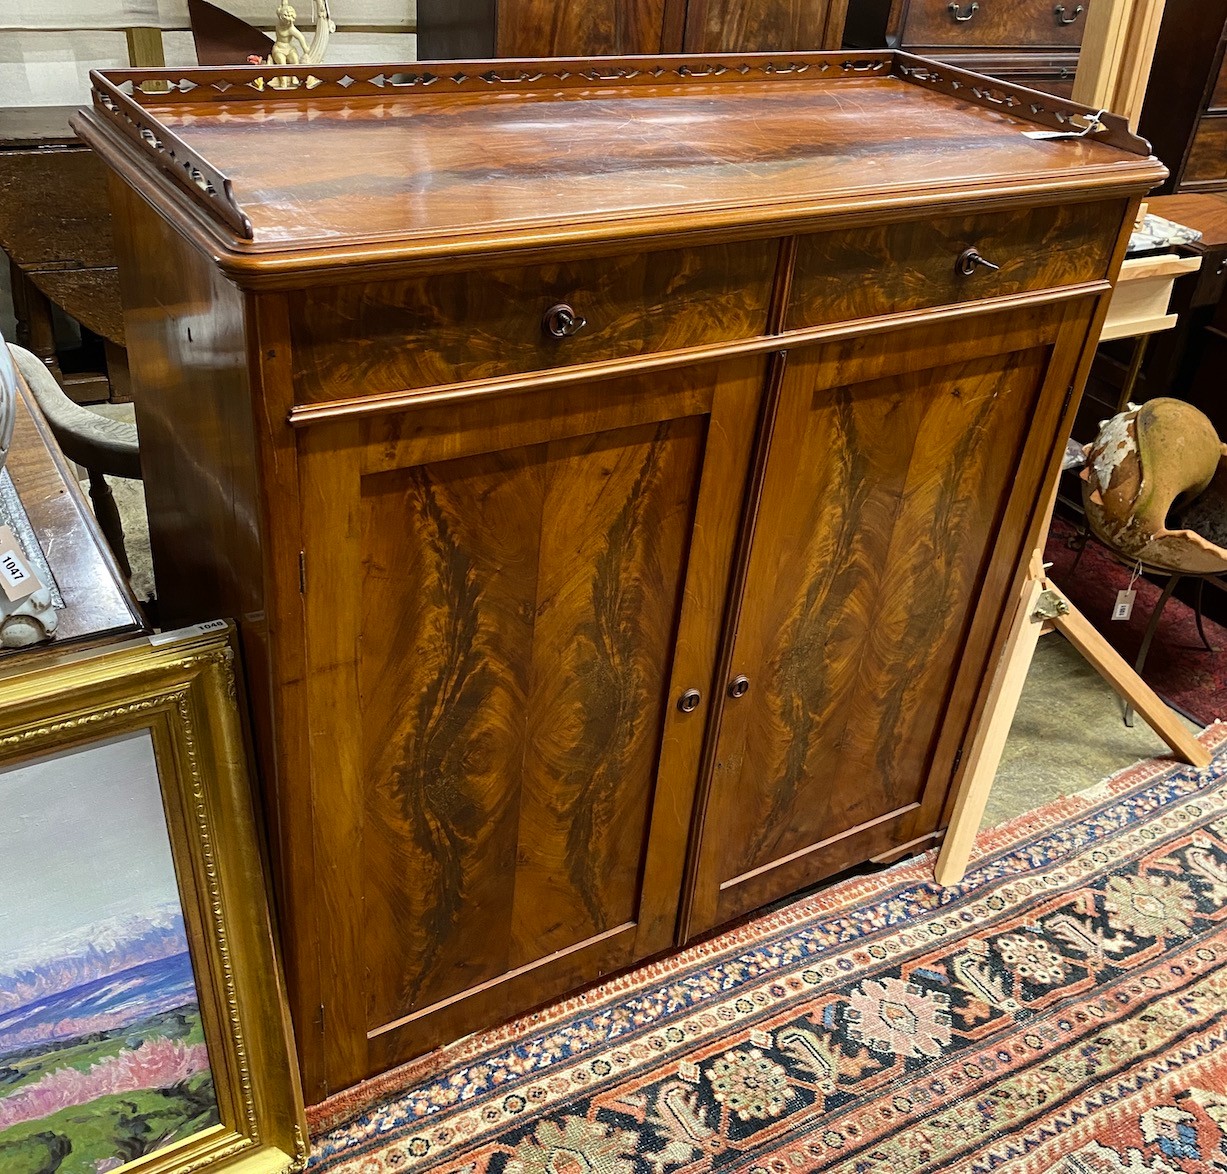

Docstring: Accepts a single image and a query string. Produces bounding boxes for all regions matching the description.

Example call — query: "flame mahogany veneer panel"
[687,300,1093,932]
[357,417,705,1030]
[289,240,778,401]
[497,0,674,56]
[682,0,845,51]
[298,356,769,1084]
[787,200,1122,328]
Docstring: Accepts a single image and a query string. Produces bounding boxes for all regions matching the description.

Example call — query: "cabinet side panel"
[105,179,319,1085]
[107,179,258,629]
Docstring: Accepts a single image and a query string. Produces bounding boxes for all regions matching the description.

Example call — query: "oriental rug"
[308,730,1227,1174]
[1046,515,1227,725]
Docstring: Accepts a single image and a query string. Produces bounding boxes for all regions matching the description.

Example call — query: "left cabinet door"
[295,356,766,1094]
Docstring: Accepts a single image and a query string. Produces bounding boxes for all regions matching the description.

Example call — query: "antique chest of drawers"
[75,51,1163,1102]
[881,0,1090,96]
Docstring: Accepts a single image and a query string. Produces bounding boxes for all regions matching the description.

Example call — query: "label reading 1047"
[0,525,40,603]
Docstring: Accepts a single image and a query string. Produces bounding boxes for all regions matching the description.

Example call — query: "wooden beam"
[936,576,1047,886]
[1072,0,1167,132]
[125,26,166,68]
[1048,583,1211,768]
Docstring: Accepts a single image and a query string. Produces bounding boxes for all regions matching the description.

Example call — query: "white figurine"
[270,2,310,66]
[1,583,58,648]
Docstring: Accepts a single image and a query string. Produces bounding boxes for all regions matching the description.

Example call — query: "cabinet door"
[297,357,764,1093]
[497,0,673,55]
[686,302,1093,935]
[683,0,846,51]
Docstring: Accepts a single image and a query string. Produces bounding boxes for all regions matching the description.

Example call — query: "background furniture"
[0,352,143,661]
[10,344,141,577]
[1079,220,1227,632]
[1070,0,1165,130]
[1135,194,1227,435]
[416,0,849,57]
[0,106,126,403]
[77,54,1161,1102]
[1137,0,1227,194]
[845,0,1091,97]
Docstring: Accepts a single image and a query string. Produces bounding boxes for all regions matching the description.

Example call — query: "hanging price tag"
[0,525,43,603]
[1113,559,1143,622]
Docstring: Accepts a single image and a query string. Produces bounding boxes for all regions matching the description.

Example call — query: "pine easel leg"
[936,577,1047,886]
[1048,583,1211,768]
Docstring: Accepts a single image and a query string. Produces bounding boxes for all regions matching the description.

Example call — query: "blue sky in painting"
[0,731,186,977]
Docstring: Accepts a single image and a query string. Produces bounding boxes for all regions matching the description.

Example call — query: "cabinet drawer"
[785,200,1120,330]
[289,240,778,402]
[1186,117,1227,185]
[900,0,1089,49]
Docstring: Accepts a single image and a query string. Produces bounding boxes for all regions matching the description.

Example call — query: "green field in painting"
[0,1007,219,1174]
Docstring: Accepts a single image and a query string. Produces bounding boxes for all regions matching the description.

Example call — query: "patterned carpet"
[1046,515,1227,726]
[308,730,1227,1174]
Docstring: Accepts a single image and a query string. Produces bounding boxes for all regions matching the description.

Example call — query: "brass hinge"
[1061,385,1075,416]
[299,550,307,594]
[1032,589,1070,623]
[951,746,964,776]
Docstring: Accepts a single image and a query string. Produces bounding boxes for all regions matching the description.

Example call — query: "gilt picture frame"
[0,622,307,1174]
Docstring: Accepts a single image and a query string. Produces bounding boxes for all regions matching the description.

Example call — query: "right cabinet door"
[686,302,1092,935]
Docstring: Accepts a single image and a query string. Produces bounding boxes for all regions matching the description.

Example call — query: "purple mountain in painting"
[0,904,189,1015]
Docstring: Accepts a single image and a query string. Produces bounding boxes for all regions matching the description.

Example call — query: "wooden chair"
[7,343,141,577]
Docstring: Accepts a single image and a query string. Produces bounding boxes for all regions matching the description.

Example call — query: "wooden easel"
[935,0,1214,886]
[936,514,1210,886]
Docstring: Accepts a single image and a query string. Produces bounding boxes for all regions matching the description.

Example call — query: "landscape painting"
[0,731,220,1174]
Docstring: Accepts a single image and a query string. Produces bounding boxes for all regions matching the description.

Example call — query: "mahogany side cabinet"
[74,52,1164,1103]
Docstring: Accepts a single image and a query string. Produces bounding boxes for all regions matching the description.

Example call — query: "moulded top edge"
[74,51,1164,265]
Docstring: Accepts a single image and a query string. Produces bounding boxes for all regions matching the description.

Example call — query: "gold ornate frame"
[0,622,308,1174]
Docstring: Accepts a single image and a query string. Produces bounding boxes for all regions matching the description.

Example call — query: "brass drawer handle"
[947,2,979,21]
[956,248,1001,276]
[1054,3,1083,22]
[543,303,588,339]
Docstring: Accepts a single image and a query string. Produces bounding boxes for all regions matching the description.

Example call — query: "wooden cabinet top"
[73,52,1164,284]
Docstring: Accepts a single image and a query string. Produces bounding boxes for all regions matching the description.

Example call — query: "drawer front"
[1185,117,1227,186]
[785,200,1121,331]
[901,0,1089,49]
[289,240,778,402]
